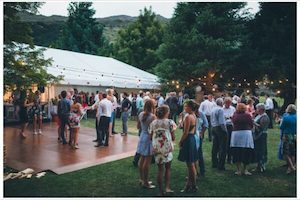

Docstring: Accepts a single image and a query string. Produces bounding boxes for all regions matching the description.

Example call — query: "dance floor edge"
[4,122,139,175]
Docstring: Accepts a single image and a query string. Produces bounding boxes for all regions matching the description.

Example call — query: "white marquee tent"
[41,46,160,89]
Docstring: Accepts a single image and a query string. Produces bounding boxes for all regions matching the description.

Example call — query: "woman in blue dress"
[178,100,199,193]
[136,99,156,189]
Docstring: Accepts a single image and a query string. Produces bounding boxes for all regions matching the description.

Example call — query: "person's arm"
[137,113,141,130]
[218,109,227,132]
[200,113,208,139]
[247,114,254,129]
[179,115,190,147]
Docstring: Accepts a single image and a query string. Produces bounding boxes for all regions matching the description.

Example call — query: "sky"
[38,1,260,18]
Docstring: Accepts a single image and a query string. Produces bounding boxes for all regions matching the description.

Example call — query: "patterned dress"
[150,119,176,164]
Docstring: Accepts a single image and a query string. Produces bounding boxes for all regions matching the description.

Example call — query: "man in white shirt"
[157,93,165,107]
[94,91,100,103]
[95,93,112,147]
[264,94,274,128]
[199,94,217,141]
[90,92,103,143]
[211,98,227,170]
[223,97,236,163]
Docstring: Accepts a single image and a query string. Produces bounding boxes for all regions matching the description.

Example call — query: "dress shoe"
[92,139,98,142]
[94,143,103,147]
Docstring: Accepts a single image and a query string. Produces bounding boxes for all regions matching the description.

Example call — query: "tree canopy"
[113,7,165,72]
[4,2,60,92]
[155,3,249,84]
[55,2,110,56]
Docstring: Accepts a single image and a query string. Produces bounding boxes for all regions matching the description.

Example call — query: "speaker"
[38,86,45,93]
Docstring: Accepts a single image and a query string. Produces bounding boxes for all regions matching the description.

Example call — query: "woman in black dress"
[19,90,33,138]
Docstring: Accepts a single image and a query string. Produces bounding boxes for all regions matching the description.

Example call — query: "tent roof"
[38,46,160,89]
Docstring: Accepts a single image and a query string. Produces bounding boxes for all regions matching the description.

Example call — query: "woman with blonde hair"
[230,103,254,176]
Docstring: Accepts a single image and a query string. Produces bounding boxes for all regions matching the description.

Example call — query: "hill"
[17,11,170,46]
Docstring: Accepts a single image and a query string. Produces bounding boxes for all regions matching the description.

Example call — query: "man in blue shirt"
[211,98,227,170]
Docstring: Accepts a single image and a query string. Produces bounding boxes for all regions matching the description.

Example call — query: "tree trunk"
[279,84,296,114]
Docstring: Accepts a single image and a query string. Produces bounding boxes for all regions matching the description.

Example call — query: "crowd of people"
[131,91,296,195]
[14,87,296,195]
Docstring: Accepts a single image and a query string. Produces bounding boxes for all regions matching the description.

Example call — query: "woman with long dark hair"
[19,90,34,138]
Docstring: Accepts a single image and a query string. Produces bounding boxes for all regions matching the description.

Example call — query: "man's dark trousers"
[211,126,227,170]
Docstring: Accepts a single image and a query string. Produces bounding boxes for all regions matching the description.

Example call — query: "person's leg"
[104,117,110,146]
[198,139,205,176]
[20,122,29,138]
[112,111,116,133]
[143,156,152,186]
[227,125,233,163]
[38,114,42,133]
[97,117,104,145]
[73,128,79,148]
[218,130,227,170]
[157,164,164,195]
[60,118,67,144]
[139,156,145,184]
[109,122,113,137]
[165,161,172,192]
[33,114,37,134]
[124,111,128,134]
[133,152,141,167]
[57,125,61,140]
[94,117,99,141]
[121,112,125,134]
[207,116,212,142]
[211,128,219,168]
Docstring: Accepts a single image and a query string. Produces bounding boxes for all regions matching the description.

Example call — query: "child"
[150,105,176,196]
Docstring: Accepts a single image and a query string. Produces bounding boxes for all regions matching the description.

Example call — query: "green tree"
[114,7,165,72]
[155,2,249,89]
[249,2,296,111]
[55,2,109,55]
[4,2,60,92]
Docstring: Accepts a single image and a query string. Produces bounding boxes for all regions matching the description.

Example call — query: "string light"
[247,83,250,86]
[246,90,250,93]
[227,83,231,87]
[187,82,190,85]
[270,81,274,85]
[279,80,283,84]
[176,85,179,89]
[286,79,289,82]
[198,78,201,80]
[191,79,194,82]
[212,88,216,92]
[232,77,235,80]
[238,83,241,87]
[203,83,206,86]
[204,76,207,79]
[172,80,175,84]
[244,79,246,82]
[176,81,179,84]
[277,90,281,94]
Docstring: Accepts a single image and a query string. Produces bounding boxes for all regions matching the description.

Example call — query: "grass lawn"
[4,118,296,197]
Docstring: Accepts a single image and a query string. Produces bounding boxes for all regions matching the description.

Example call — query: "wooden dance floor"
[4,123,139,174]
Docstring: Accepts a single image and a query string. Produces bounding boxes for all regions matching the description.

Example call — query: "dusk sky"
[38,2,260,18]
